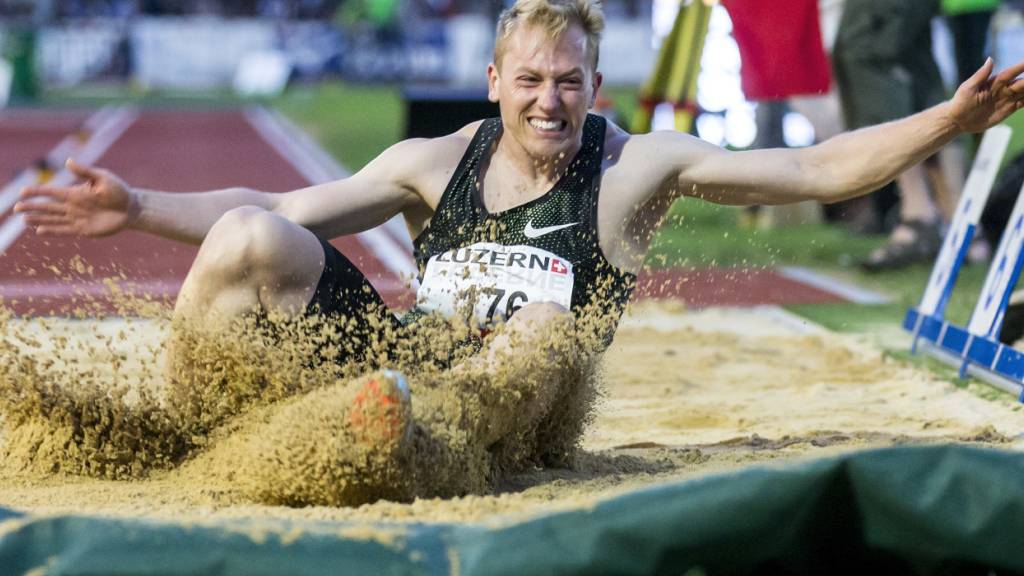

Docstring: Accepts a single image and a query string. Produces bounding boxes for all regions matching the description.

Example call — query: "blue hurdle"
[903,126,1024,401]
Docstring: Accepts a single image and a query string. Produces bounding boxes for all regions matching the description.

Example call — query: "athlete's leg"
[227,302,587,506]
[430,301,590,480]
[174,205,325,321]
[469,302,576,444]
[1,207,333,478]
[161,206,332,435]
[235,369,417,506]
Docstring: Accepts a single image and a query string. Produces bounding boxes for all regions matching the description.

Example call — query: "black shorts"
[303,237,405,362]
[306,237,480,368]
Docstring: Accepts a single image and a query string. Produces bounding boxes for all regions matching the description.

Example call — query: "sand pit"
[0,302,1021,526]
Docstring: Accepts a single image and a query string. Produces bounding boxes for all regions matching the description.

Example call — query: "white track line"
[0,106,139,254]
[0,276,410,299]
[0,279,181,298]
[243,106,418,283]
[753,304,829,335]
[778,266,891,305]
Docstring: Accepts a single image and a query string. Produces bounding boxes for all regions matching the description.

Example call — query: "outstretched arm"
[14,139,428,244]
[673,58,1024,206]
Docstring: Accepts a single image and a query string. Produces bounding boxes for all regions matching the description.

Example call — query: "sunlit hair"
[493,0,605,71]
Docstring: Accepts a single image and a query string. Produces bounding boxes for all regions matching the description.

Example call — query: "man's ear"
[487,63,500,103]
[589,71,603,108]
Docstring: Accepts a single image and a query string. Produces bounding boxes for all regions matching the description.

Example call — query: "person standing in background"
[944,0,1001,85]
[833,0,967,271]
[722,0,832,228]
[944,0,1001,158]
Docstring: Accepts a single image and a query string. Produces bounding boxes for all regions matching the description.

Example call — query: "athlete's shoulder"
[601,117,631,157]
[606,126,719,173]
[367,126,473,181]
[599,125,717,203]
[391,120,486,163]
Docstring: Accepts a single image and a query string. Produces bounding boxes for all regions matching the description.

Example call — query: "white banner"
[37,22,123,86]
[131,18,276,89]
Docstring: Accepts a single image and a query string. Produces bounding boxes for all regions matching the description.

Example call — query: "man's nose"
[538,83,560,111]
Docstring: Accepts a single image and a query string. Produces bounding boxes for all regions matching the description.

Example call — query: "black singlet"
[412,114,636,343]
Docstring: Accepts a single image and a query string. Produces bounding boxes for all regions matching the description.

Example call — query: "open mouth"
[528,118,567,134]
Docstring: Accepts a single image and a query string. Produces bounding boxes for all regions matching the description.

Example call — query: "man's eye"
[519,77,539,84]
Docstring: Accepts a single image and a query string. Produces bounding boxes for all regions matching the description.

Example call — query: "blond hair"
[493,0,605,71]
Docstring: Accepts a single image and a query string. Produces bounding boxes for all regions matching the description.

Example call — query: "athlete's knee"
[509,301,570,326]
[197,206,301,277]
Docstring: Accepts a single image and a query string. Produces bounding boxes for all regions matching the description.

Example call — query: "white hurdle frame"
[903,126,1024,401]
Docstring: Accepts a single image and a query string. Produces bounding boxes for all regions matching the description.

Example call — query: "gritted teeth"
[529,118,566,132]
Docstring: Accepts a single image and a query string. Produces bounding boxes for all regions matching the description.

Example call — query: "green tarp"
[2,444,1023,575]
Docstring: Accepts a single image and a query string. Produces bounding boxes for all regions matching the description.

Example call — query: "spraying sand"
[0,300,1021,525]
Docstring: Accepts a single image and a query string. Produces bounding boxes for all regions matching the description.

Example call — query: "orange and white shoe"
[346,369,412,448]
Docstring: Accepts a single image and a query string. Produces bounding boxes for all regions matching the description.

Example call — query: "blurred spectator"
[944,0,1000,84]
[833,0,966,271]
[723,0,831,101]
[338,0,401,42]
[722,0,832,228]
[944,0,1000,160]
[0,0,35,19]
[43,0,342,19]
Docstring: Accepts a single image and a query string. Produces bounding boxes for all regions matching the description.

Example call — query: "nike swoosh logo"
[524,220,579,239]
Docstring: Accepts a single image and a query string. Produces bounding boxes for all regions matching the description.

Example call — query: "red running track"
[0,108,408,315]
[0,110,89,180]
[635,268,846,308]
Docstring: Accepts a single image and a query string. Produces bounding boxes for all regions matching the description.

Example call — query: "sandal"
[859,219,943,273]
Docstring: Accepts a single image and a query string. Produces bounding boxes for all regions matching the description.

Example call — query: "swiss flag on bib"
[721,0,831,100]
[551,259,569,275]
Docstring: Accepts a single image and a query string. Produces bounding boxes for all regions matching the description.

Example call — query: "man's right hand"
[14,159,136,237]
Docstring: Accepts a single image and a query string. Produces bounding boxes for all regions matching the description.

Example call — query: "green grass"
[645,197,993,333]
[39,83,249,108]
[647,198,885,268]
[1005,111,1024,169]
[273,82,403,171]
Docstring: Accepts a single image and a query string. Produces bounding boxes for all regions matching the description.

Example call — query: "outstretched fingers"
[966,57,995,90]
[33,224,78,236]
[14,199,67,217]
[999,59,1024,83]
[1009,76,1024,97]
[17,184,70,206]
[65,158,101,182]
[23,214,70,228]
[993,60,1024,93]
[18,203,77,235]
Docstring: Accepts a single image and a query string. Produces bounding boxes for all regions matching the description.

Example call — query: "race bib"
[416,242,575,327]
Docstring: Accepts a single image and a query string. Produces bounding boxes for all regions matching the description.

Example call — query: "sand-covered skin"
[0,301,1020,525]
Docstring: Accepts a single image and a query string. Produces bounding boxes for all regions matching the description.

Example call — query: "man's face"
[487,22,602,163]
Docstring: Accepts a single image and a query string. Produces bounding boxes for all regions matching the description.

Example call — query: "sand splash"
[0,298,1021,525]
[0,278,623,509]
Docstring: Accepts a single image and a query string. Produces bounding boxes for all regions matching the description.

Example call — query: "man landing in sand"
[12,0,1024,505]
